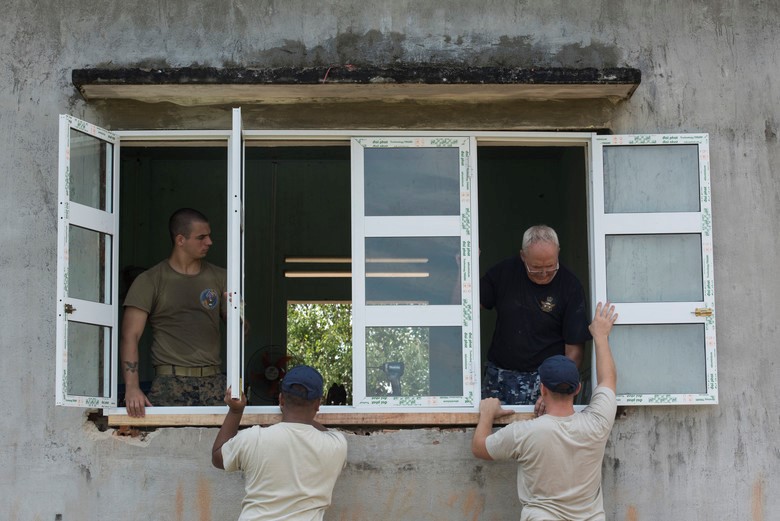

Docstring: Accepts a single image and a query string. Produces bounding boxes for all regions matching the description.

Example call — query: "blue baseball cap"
[538,355,580,394]
[281,365,324,400]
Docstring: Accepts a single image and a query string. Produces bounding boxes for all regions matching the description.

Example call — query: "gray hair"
[522,225,560,251]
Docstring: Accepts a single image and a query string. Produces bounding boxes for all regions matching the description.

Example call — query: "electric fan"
[245,345,293,405]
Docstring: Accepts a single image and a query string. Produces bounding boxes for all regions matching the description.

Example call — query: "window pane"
[603,144,699,213]
[606,234,702,302]
[68,225,110,304]
[364,147,460,216]
[365,237,460,305]
[67,321,109,397]
[365,326,462,398]
[610,324,706,395]
[69,129,111,211]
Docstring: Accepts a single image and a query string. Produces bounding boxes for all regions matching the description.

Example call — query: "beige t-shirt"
[222,423,348,521]
[486,387,617,521]
[123,260,226,367]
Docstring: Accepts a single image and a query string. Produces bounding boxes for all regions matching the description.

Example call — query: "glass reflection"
[610,324,706,395]
[365,326,462,397]
[69,129,111,211]
[365,237,460,305]
[364,147,460,216]
[606,234,703,303]
[67,321,108,397]
[69,225,110,304]
[603,144,699,214]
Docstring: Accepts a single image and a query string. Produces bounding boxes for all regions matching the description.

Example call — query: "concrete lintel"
[72,66,640,106]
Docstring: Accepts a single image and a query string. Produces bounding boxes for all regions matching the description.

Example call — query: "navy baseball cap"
[281,365,324,400]
[538,355,580,394]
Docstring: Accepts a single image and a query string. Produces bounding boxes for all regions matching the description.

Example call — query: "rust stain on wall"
[175,482,184,521]
[752,476,764,521]
[626,505,638,521]
[461,488,485,521]
[198,476,212,521]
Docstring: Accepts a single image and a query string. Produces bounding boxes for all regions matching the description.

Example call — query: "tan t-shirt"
[486,387,617,521]
[222,423,348,521]
[123,260,226,367]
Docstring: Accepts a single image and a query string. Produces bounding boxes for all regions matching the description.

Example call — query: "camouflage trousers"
[482,361,540,405]
[148,374,227,407]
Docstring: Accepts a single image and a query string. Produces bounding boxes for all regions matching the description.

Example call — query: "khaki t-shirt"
[123,260,226,367]
[486,387,617,521]
[222,423,348,521]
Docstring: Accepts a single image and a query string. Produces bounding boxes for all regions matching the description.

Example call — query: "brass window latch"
[694,307,713,317]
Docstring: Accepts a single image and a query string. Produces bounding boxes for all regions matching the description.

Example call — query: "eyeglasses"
[525,262,559,277]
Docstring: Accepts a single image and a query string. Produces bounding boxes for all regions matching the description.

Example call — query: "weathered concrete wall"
[2,1,778,519]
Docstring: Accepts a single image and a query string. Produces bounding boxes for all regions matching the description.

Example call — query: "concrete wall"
[2,1,778,519]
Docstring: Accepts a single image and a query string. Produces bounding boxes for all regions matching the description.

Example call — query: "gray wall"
[2,1,778,519]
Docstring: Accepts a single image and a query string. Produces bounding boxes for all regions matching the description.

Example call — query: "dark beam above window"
[72,66,640,106]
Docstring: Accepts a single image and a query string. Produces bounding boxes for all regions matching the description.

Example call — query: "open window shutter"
[226,107,245,398]
[591,134,717,405]
[56,115,120,407]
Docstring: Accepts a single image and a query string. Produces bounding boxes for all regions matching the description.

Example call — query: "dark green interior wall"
[243,147,352,365]
[119,147,229,386]
[476,146,590,383]
[119,145,590,397]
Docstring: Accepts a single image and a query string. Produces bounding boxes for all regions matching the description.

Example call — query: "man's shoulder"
[201,261,227,278]
[486,256,521,276]
[125,261,168,295]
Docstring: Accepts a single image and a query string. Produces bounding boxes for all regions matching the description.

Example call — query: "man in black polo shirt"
[480,225,591,411]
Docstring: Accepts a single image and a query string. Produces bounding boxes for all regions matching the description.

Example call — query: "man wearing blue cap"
[212,365,348,521]
[472,302,619,521]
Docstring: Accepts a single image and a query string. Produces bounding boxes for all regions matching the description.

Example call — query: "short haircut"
[168,208,209,245]
[522,225,559,252]
[282,384,319,408]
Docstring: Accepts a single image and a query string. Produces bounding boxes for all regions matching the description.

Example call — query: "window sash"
[350,137,480,407]
[590,134,717,405]
[56,115,120,408]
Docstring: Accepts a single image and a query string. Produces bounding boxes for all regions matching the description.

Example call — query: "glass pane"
[603,144,699,213]
[365,237,460,305]
[610,324,706,395]
[68,225,110,304]
[606,234,702,302]
[67,321,108,397]
[365,326,462,397]
[364,147,460,216]
[69,129,112,211]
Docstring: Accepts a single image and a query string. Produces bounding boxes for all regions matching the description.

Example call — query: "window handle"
[64,303,76,314]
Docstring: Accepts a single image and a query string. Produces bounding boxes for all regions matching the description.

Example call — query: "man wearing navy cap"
[472,302,619,521]
[212,365,348,521]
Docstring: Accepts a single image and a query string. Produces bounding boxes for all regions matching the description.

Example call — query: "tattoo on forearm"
[124,361,138,373]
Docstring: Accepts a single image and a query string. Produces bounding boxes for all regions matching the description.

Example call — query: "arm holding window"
[212,387,247,469]
[120,306,153,417]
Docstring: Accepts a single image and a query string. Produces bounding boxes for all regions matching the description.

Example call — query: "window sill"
[107,411,535,428]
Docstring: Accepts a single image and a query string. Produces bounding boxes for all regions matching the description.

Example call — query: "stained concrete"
[2,1,779,519]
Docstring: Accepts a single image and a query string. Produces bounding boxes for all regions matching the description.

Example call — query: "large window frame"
[56,112,717,423]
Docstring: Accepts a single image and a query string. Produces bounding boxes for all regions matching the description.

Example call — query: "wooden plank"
[108,411,535,428]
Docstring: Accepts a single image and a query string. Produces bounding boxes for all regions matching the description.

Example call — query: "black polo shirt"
[480,256,591,372]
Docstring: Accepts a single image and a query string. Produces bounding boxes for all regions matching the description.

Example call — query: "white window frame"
[56,115,120,407]
[590,134,717,405]
[57,118,717,417]
[350,136,479,407]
